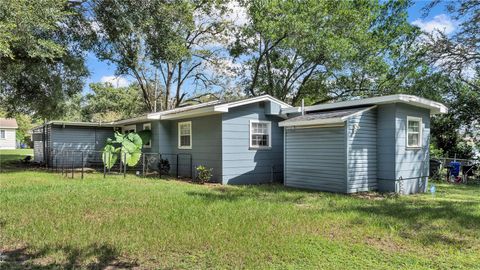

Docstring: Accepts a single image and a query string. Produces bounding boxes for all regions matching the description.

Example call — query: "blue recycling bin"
[449,161,461,177]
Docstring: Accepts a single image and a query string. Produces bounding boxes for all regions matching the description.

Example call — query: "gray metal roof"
[279,106,375,127]
[0,118,18,128]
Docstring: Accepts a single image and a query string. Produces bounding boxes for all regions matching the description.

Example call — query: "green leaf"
[114,132,124,143]
[127,132,143,148]
[102,144,118,169]
[137,130,152,145]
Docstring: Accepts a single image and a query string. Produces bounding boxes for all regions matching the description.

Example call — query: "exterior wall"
[49,126,115,167]
[221,102,284,184]
[151,120,172,154]
[377,104,396,186]
[377,104,430,194]
[284,126,347,192]
[395,103,430,194]
[346,108,377,193]
[0,128,16,149]
[168,114,223,182]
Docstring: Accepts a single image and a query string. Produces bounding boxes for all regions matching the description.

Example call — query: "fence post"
[62,151,65,177]
[123,152,127,179]
[176,154,179,179]
[159,154,162,178]
[71,151,74,179]
[142,153,146,177]
[81,151,84,180]
[103,152,106,178]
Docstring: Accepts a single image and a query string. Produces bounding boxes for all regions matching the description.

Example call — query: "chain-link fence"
[47,150,192,180]
[430,157,479,183]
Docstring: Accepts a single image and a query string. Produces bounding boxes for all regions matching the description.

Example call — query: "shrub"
[196,165,213,184]
[158,158,170,175]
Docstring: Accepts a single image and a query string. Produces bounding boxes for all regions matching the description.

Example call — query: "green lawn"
[1,150,479,269]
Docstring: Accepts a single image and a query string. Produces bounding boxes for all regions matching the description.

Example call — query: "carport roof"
[279,106,376,127]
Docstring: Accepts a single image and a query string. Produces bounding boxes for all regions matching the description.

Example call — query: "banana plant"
[102,130,151,169]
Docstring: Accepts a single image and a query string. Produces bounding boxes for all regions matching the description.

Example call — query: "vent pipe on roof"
[301,99,305,116]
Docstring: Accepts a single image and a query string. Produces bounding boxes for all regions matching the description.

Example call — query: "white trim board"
[279,106,376,128]
[282,94,448,115]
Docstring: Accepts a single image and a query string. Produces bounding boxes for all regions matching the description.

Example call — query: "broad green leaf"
[137,130,152,145]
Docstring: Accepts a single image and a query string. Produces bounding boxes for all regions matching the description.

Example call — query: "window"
[406,116,422,148]
[143,123,151,148]
[178,121,192,149]
[122,125,136,134]
[250,120,271,148]
[0,130,5,139]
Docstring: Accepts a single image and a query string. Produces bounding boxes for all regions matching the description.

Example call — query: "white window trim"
[122,125,136,134]
[406,116,422,148]
[249,120,272,149]
[143,123,151,148]
[0,129,5,140]
[178,121,192,149]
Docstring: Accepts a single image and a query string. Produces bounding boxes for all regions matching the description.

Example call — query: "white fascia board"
[113,116,148,125]
[148,95,292,120]
[214,95,292,112]
[47,121,117,127]
[278,117,344,127]
[159,106,220,120]
[281,94,448,115]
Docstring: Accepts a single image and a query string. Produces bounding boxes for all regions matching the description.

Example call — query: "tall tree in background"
[83,82,147,122]
[84,0,231,111]
[230,0,424,105]
[420,0,480,158]
[0,0,88,119]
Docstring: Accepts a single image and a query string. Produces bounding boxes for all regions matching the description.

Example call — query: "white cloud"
[412,14,456,36]
[100,75,130,88]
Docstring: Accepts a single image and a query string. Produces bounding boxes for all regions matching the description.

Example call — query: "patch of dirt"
[363,236,407,253]
[351,192,398,200]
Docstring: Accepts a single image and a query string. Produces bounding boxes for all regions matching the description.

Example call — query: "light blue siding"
[376,104,396,185]
[377,103,430,194]
[222,102,284,184]
[394,103,430,194]
[167,114,223,181]
[346,108,377,193]
[284,126,347,192]
[49,125,115,167]
[151,120,172,154]
[51,126,114,152]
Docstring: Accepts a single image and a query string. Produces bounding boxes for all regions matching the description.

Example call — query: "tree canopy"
[0,0,88,119]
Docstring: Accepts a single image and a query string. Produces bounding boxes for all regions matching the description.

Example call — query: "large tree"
[82,82,147,122]
[84,0,231,112]
[419,0,480,158]
[230,0,424,105]
[0,0,88,119]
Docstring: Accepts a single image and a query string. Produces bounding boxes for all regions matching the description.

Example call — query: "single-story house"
[32,94,447,194]
[0,118,18,150]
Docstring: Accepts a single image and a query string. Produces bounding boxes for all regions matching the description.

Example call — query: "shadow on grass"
[351,198,480,247]
[0,156,43,173]
[0,243,137,269]
[186,183,343,204]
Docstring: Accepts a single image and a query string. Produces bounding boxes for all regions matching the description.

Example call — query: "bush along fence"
[47,149,192,180]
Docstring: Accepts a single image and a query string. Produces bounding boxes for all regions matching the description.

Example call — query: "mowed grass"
[1,150,480,269]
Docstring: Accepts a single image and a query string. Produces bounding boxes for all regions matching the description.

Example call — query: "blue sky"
[84,0,454,94]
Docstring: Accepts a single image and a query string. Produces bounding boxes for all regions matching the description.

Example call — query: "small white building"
[0,118,18,149]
